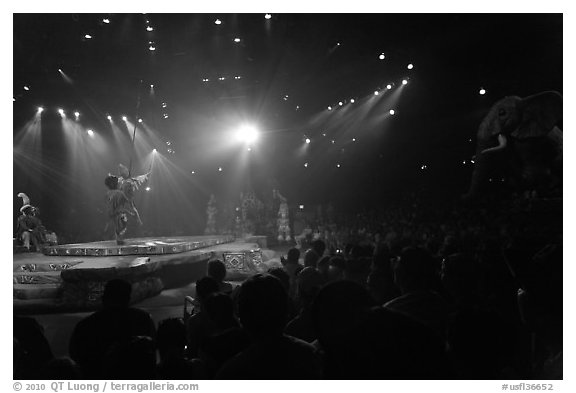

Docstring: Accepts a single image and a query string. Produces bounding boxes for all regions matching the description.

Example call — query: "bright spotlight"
[37,107,44,113]
[146,26,154,32]
[87,129,94,137]
[149,45,156,51]
[407,63,414,69]
[374,91,379,96]
[479,88,486,95]
[265,14,272,19]
[336,164,341,168]
[58,109,65,116]
[304,163,308,168]
[215,19,222,25]
[218,167,223,172]
[379,53,385,60]
[122,116,127,121]
[107,115,112,121]
[387,84,392,90]
[234,38,241,43]
[338,101,343,106]
[389,109,395,115]
[74,111,80,119]
[23,86,30,91]
[352,138,356,142]
[402,79,408,85]
[328,106,332,111]
[236,125,259,144]
[191,171,196,174]
[138,119,143,123]
[162,102,167,108]
[152,149,157,153]
[299,205,304,210]
[85,34,92,39]
[350,99,355,103]
[103,18,110,24]
[305,138,311,144]
[145,186,151,191]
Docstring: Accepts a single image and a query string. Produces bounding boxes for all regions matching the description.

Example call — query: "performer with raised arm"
[105,164,150,245]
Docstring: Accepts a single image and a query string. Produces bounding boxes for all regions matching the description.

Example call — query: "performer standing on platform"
[104,165,149,245]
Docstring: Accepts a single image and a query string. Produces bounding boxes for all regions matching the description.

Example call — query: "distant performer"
[15,193,52,252]
[104,164,149,245]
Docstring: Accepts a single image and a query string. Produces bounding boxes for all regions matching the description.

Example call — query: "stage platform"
[14,235,273,314]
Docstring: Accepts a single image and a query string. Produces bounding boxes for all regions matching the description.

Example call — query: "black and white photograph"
[9,3,570,388]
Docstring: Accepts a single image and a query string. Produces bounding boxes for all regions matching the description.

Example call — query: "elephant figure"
[465,91,562,199]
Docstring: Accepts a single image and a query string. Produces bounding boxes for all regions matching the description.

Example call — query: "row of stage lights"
[34,107,169,122]
[326,79,409,112]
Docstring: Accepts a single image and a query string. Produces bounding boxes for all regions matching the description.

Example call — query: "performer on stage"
[104,164,150,244]
[16,193,47,252]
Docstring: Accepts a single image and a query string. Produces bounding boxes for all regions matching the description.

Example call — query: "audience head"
[104,336,156,379]
[102,279,132,308]
[303,248,320,268]
[195,276,219,304]
[296,267,324,306]
[204,292,238,330]
[287,247,301,264]
[267,267,291,294]
[393,247,438,294]
[207,259,228,283]
[310,239,326,257]
[237,274,288,339]
[156,318,187,358]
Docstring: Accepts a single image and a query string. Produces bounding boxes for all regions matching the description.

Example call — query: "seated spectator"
[39,357,82,380]
[217,274,322,379]
[316,255,331,283]
[285,267,324,342]
[268,267,297,319]
[69,279,155,379]
[281,247,303,297]
[311,280,374,378]
[367,268,399,305]
[207,259,234,294]
[13,316,54,379]
[186,276,220,358]
[344,256,372,286]
[383,247,448,338]
[303,248,320,269]
[157,318,206,379]
[327,256,346,282]
[102,336,157,379]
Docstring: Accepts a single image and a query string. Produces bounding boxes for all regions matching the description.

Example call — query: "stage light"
[247,147,252,151]
[265,14,272,19]
[234,37,241,43]
[203,78,209,82]
[296,105,300,110]
[23,86,30,91]
[352,138,356,142]
[146,26,154,32]
[407,63,414,69]
[107,115,112,121]
[236,125,259,144]
[402,79,408,85]
[328,106,332,111]
[74,111,80,119]
[166,141,171,146]
[374,91,379,96]
[58,109,65,116]
[234,76,242,80]
[152,149,157,153]
[138,119,143,123]
[191,171,195,174]
[305,138,311,144]
[149,45,156,51]
[122,116,127,121]
[215,19,222,25]
[350,99,355,103]
[379,53,385,60]
[470,159,475,164]
[58,68,62,73]
[299,205,304,210]
[322,133,326,137]
[87,129,94,137]
[150,84,154,88]
[37,107,44,113]
[331,140,335,144]
[145,186,151,191]
[479,88,486,95]
[389,109,395,115]
[463,160,467,165]
[85,34,92,39]
[387,84,392,90]
[337,164,341,168]
[218,167,223,172]
[103,18,110,24]
[304,163,308,168]
[339,101,343,106]
[219,77,226,81]
[163,114,169,119]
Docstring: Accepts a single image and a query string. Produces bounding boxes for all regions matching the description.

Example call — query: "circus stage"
[13,235,272,314]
